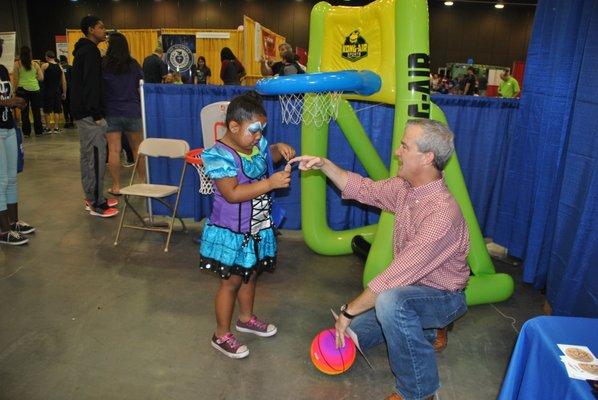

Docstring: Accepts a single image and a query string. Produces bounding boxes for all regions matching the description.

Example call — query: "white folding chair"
[114,138,190,252]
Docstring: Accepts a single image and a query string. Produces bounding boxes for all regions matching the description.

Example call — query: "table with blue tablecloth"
[498,316,598,400]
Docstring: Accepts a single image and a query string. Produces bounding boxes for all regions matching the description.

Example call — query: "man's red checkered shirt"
[342,172,470,294]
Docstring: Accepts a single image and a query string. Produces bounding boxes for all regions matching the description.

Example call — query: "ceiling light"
[444,1,454,5]
[495,2,505,9]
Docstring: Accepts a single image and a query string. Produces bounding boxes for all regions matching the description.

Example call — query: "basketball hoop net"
[278,91,342,127]
[185,148,214,195]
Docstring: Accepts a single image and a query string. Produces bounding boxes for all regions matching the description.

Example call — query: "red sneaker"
[85,198,118,211]
[89,202,119,218]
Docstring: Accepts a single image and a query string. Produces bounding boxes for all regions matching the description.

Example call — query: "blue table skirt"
[498,316,598,400]
[144,83,518,234]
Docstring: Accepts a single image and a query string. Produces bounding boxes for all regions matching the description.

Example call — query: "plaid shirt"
[342,172,470,294]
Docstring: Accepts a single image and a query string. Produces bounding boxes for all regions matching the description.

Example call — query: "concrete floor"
[0,131,545,400]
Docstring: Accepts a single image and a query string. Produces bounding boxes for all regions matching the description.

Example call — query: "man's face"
[89,21,106,42]
[395,125,427,182]
[501,73,509,81]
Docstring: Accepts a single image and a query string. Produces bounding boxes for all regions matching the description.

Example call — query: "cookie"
[565,347,593,362]
[579,363,598,377]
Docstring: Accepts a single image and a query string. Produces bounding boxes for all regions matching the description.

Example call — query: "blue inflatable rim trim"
[255,70,381,96]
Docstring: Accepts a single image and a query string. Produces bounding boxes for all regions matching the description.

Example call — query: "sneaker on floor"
[89,202,119,218]
[122,160,135,168]
[52,128,62,134]
[211,333,249,359]
[236,315,277,337]
[0,231,29,246]
[85,198,118,211]
[10,220,35,234]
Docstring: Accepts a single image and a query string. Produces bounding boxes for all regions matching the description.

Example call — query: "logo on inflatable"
[407,53,430,118]
[341,30,368,62]
[166,44,193,72]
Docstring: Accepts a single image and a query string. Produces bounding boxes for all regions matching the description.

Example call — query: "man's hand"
[95,118,107,127]
[288,155,325,171]
[275,142,296,161]
[267,163,291,189]
[335,315,351,349]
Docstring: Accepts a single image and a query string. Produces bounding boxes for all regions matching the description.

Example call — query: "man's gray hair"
[406,119,454,170]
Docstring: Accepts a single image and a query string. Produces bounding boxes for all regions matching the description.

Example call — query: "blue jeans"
[0,128,18,211]
[351,285,467,400]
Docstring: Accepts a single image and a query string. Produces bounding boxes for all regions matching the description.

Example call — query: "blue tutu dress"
[199,137,277,282]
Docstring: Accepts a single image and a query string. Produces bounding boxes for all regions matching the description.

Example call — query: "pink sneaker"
[211,333,249,359]
[236,315,277,337]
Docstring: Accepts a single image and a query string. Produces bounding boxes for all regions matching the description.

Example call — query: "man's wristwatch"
[340,304,356,319]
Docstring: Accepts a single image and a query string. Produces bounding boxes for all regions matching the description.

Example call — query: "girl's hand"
[288,155,325,171]
[275,143,296,161]
[268,163,291,189]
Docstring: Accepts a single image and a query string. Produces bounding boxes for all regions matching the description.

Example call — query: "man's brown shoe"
[433,327,447,353]
[385,393,434,400]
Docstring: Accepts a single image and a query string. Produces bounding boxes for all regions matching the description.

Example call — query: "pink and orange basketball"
[310,328,356,375]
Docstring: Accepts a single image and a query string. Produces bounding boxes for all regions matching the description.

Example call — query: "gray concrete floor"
[0,131,545,400]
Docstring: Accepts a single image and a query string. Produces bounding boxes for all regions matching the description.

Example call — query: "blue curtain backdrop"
[143,84,516,235]
[494,0,598,317]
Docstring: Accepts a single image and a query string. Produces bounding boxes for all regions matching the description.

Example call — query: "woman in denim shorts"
[102,32,144,195]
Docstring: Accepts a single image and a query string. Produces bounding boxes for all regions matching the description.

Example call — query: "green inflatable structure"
[259,0,514,306]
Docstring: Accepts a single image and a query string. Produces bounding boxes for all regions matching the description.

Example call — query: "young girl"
[199,91,295,359]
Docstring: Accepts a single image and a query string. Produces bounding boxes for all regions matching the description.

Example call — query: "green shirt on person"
[18,66,40,91]
[499,76,520,98]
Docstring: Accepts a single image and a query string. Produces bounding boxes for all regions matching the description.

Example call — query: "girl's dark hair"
[197,55,206,65]
[225,91,266,126]
[220,47,236,62]
[103,32,136,74]
[20,46,32,71]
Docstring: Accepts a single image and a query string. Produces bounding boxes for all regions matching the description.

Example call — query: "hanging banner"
[55,35,68,61]
[254,22,262,61]
[262,29,276,59]
[0,32,16,72]
[161,34,196,83]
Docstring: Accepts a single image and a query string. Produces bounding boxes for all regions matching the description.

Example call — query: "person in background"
[58,55,74,128]
[477,73,488,97]
[41,51,66,133]
[220,47,246,85]
[13,46,44,137]
[498,70,520,98]
[172,72,183,85]
[102,32,144,196]
[260,42,306,76]
[142,46,167,84]
[430,73,440,93]
[193,56,211,84]
[462,67,476,96]
[163,73,174,84]
[71,15,119,218]
[279,51,305,76]
[0,37,34,245]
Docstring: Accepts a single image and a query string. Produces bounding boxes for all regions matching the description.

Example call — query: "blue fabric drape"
[143,85,517,235]
[494,0,598,317]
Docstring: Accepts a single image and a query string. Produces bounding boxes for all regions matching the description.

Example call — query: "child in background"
[199,91,295,359]
[172,72,183,85]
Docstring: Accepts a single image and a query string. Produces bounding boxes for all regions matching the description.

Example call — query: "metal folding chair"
[114,138,190,252]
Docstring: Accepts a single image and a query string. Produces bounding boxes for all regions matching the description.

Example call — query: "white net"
[190,162,214,195]
[279,92,342,127]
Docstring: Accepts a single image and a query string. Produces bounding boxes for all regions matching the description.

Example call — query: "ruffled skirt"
[199,220,276,282]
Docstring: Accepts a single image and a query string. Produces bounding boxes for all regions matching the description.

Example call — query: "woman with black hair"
[220,47,245,85]
[102,31,144,195]
[13,46,44,136]
[194,55,211,84]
